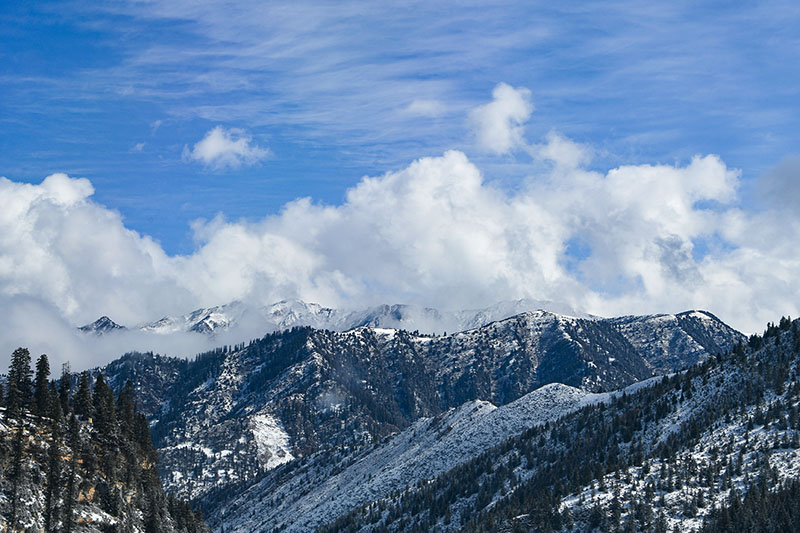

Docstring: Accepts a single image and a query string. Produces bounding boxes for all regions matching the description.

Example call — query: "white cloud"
[534,131,593,169]
[183,126,270,170]
[470,83,533,154]
[1,143,792,347]
[132,142,146,152]
[2,85,800,370]
[0,174,192,324]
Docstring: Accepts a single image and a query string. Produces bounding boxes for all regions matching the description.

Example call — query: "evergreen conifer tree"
[48,381,63,420]
[59,361,71,415]
[7,416,26,529]
[44,415,62,532]
[63,414,80,533]
[117,379,137,438]
[74,370,93,418]
[5,347,33,420]
[93,373,117,437]
[33,353,51,416]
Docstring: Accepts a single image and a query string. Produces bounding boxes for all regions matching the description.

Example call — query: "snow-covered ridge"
[80,300,738,354]
[609,309,744,372]
[219,379,670,533]
[80,297,588,336]
[221,383,603,533]
[139,301,249,334]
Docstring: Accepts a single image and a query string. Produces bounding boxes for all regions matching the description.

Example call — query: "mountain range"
[18,298,800,532]
[78,298,590,337]
[82,305,744,531]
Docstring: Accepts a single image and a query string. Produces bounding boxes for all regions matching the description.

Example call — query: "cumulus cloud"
[0,174,195,325]
[2,85,799,370]
[183,126,270,169]
[534,131,593,169]
[470,82,533,154]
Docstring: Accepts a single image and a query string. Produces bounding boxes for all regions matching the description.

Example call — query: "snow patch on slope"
[250,413,294,470]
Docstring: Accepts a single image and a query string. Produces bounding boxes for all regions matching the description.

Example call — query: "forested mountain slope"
[0,349,208,533]
[321,318,800,532]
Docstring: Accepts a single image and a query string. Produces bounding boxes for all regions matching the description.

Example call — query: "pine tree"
[48,381,63,421]
[33,353,51,416]
[654,512,669,533]
[93,373,117,437]
[5,347,33,420]
[7,416,26,529]
[59,361,71,415]
[117,380,137,438]
[44,416,63,532]
[145,490,161,533]
[74,370,93,418]
[63,414,80,533]
[135,412,157,462]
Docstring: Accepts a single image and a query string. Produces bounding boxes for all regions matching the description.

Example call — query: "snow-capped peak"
[139,301,248,335]
[78,315,126,335]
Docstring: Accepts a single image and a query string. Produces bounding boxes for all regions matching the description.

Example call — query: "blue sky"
[3,1,798,253]
[1,1,800,369]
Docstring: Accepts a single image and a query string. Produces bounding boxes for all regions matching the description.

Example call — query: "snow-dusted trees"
[5,347,33,421]
[1,347,209,532]
[33,353,51,416]
[73,371,92,418]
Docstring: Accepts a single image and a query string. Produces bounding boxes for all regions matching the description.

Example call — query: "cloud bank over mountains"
[1,85,798,368]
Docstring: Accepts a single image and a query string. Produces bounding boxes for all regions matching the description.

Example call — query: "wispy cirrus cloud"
[405,99,446,117]
[4,1,800,258]
[66,1,799,168]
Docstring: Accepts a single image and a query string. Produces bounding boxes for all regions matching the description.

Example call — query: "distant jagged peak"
[452,306,584,335]
[78,315,126,335]
[140,300,248,335]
